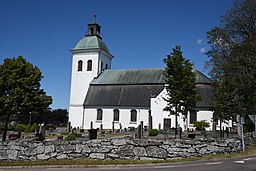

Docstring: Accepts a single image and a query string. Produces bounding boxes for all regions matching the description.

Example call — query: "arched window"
[87,60,92,71]
[77,60,83,71]
[105,64,108,70]
[130,109,137,122]
[97,108,103,121]
[113,109,119,122]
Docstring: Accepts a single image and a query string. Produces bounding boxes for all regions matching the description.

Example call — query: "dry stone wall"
[0,138,241,161]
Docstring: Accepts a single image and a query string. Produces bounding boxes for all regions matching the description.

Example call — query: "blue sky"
[0,0,233,110]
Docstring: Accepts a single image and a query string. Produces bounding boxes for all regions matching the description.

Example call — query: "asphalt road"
[1,154,256,171]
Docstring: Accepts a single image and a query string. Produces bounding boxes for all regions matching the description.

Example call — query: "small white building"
[69,20,226,131]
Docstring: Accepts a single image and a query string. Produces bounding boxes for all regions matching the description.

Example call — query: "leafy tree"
[33,108,69,126]
[47,109,69,126]
[206,0,256,130]
[0,56,52,141]
[163,46,202,138]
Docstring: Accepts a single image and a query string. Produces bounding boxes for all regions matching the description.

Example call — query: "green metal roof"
[85,68,212,108]
[91,68,165,85]
[91,68,211,85]
[73,35,110,53]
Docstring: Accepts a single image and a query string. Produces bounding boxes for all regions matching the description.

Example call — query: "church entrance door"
[164,118,171,130]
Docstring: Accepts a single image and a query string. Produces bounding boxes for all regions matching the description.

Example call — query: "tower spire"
[93,14,96,23]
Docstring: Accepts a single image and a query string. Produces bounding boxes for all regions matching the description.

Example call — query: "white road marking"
[234,161,245,164]
[154,165,175,169]
[243,158,252,161]
[206,162,222,165]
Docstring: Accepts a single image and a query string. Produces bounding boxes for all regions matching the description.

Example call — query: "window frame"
[87,60,92,71]
[113,109,120,122]
[96,108,103,121]
[130,109,137,123]
[77,60,83,71]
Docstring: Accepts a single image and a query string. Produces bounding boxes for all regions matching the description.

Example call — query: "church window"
[113,109,119,122]
[78,60,83,71]
[105,64,108,70]
[97,108,103,121]
[189,110,197,124]
[87,60,92,71]
[130,109,137,122]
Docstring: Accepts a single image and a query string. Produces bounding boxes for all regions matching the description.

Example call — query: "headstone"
[67,122,71,133]
[138,125,142,139]
[140,121,143,137]
[90,121,93,129]
[112,121,114,133]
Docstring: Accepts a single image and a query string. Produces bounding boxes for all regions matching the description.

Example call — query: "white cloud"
[199,47,207,54]
[197,38,203,45]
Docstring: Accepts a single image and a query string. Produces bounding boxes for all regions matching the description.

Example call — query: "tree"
[163,46,202,138]
[44,109,69,126]
[0,56,52,141]
[29,108,68,126]
[206,0,256,129]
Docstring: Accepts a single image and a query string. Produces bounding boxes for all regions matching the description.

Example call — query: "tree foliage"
[163,46,202,131]
[0,56,52,141]
[206,0,256,123]
[39,109,69,126]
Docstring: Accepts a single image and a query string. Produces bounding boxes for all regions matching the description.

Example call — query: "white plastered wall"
[69,52,100,128]
[151,89,184,130]
[83,108,149,130]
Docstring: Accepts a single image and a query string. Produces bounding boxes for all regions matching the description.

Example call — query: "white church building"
[69,20,221,131]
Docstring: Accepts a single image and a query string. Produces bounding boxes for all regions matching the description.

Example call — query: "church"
[69,19,217,131]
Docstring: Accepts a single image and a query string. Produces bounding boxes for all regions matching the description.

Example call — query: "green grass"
[0,146,255,167]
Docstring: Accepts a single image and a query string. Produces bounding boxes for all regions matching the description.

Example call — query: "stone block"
[45,145,55,154]
[56,154,68,160]
[146,146,167,159]
[89,153,105,160]
[37,146,45,154]
[7,150,18,160]
[76,144,91,153]
[37,154,51,160]
[133,147,147,157]
[112,139,127,146]
[107,153,119,159]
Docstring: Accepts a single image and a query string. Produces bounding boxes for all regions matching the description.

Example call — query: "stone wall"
[0,138,241,161]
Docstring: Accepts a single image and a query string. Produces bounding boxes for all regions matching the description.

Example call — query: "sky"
[0,0,233,110]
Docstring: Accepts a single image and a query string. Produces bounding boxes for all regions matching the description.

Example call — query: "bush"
[31,123,39,132]
[15,124,26,132]
[149,129,159,136]
[64,133,77,141]
[24,124,32,133]
[193,120,210,131]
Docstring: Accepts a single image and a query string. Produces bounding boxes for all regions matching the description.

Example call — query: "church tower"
[69,17,113,128]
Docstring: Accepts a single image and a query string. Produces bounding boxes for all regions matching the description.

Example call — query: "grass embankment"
[0,146,256,167]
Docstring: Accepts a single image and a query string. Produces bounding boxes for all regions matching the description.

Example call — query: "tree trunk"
[2,113,10,141]
[175,106,178,139]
